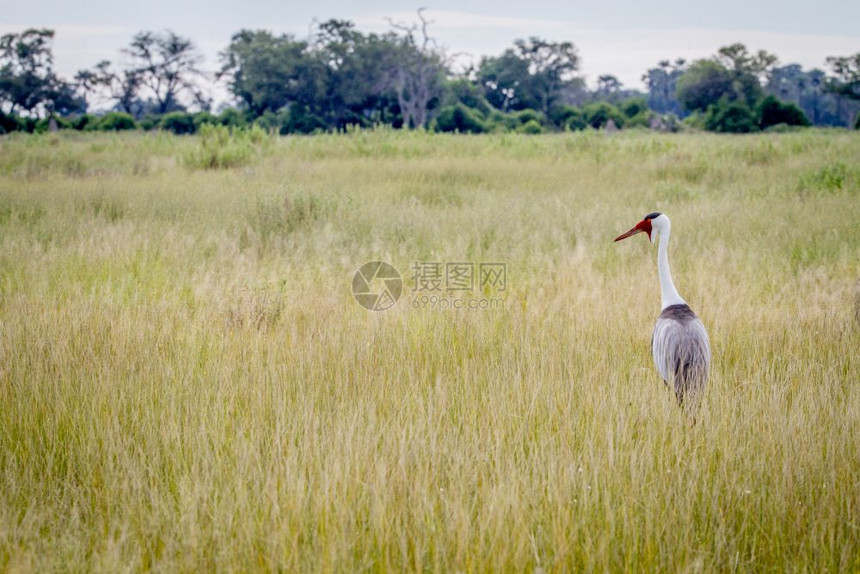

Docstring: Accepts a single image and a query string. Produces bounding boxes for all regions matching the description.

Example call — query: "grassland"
[1,128,858,572]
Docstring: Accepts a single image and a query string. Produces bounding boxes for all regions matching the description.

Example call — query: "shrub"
[510,109,544,126]
[582,102,625,129]
[160,112,197,134]
[855,112,860,130]
[0,111,21,134]
[433,104,487,134]
[516,119,544,134]
[193,112,218,130]
[98,112,137,131]
[70,114,96,131]
[549,105,583,129]
[283,105,326,134]
[620,97,649,118]
[34,116,72,133]
[138,115,162,131]
[625,111,653,129]
[254,110,289,134]
[218,108,249,128]
[704,101,758,133]
[443,79,492,116]
[182,123,273,170]
[758,96,810,130]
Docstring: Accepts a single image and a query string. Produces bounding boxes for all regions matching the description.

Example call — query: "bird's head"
[614,212,669,245]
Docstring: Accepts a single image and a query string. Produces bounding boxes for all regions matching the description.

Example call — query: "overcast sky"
[2,0,858,104]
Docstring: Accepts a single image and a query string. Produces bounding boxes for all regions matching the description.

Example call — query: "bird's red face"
[614,218,653,243]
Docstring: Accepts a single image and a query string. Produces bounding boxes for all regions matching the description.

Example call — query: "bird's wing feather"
[652,307,711,395]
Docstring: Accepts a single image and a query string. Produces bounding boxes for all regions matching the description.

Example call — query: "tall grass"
[0,129,858,572]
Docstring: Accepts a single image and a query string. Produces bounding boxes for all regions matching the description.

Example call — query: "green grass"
[1,129,859,572]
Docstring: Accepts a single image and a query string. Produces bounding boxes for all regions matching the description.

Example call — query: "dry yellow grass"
[1,129,859,571]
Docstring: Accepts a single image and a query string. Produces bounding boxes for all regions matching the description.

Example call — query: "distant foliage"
[433,104,487,133]
[97,112,137,131]
[4,23,860,136]
[758,96,810,130]
[160,112,197,134]
[704,101,759,133]
[582,102,625,129]
[516,119,543,134]
[182,123,272,169]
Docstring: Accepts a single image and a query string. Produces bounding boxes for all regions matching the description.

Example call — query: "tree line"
[2,13,859,135]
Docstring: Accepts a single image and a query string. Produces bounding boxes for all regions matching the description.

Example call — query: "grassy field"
[1,128,858,572]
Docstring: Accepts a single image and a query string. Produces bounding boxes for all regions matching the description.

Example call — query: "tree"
[675,60,734,113]
[78,30,209,117]
[826,53,860,100]
[441,77,492,115]
[124,30,208,114]
[642,59,686,115]
[676,44,777,124]
[715,43,778,82]
[312,19,398,128]
[76,60,142,115]
[766,64,859,127]
[477,37,579,113]
[0,28,84,117]
[219,30,320,117]
[385,9,447,128]
[595,75,623,104]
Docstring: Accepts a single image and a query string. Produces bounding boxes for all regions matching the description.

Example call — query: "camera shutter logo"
[352,261,402,311]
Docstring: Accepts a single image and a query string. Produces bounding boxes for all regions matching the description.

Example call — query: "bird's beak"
[614,225,645,242]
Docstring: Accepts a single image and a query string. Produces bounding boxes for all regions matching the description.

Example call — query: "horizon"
[2,1,858,109]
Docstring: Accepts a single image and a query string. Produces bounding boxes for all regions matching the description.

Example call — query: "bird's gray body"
[651,303,711,405]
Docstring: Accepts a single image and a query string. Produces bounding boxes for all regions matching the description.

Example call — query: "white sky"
[2,0,858,106]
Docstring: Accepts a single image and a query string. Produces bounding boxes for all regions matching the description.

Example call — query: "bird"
[614,212,711,409]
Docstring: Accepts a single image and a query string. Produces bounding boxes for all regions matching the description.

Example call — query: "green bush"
[704,101,758,133]
[758,96,810,130]
[218,108,249,128]
[193,112,218,130]
[0,113,36,133]
[160,112,197,135]
[182,124,273,170]
[443,79,493,116]
[620,97,649,119]
[70,114,96,131]
[582,102,625,129]
[254,110,290,134]
[433,104,487,134]
[34,116,72,133]
[138,115,162,131]
[548,105,584,129]
[853,112,860,130]
[98,112,137,131]
[510,109,544,126]
[626,111,653,129]
[516,119,544,134]
[0,111,21,134]
[283,105,327,134]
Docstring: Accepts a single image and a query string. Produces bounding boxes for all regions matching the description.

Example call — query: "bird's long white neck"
[656,223,686,310]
